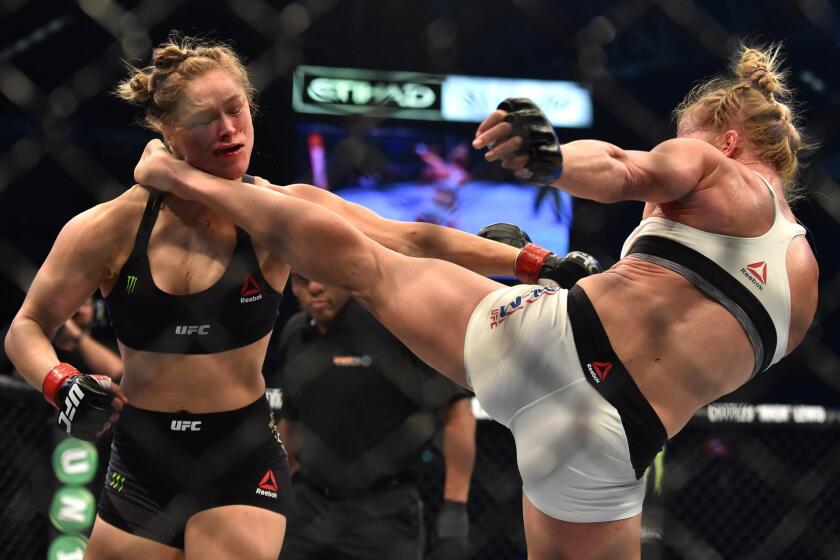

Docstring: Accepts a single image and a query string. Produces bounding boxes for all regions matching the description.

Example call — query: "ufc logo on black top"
[175,324,211,335]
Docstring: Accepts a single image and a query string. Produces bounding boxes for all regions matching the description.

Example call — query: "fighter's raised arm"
[473,97,721,205]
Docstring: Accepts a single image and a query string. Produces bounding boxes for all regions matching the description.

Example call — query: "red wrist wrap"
[515,243,551,284]
[42,363,79,408]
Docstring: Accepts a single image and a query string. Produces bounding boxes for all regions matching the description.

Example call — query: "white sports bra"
[620,172,806,376]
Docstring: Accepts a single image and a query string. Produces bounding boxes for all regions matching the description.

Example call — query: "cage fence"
[3,379,840,559]
[1,1,839,559]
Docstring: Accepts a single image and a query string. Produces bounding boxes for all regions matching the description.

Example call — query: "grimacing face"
[165,69,254,180]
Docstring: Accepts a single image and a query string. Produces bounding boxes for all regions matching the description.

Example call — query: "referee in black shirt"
[268,273,476,560]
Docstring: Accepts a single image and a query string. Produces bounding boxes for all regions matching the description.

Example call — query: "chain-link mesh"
[659,412,840,560]
[6,394,839,559]
[1,1,839,559]
[421,420,527,559]
[0,378,53,560]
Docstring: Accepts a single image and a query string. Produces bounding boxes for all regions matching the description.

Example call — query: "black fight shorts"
[97,396,291,548]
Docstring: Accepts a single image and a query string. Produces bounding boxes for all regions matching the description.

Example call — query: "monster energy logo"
[126,275,137,294]
[109,471,126,492]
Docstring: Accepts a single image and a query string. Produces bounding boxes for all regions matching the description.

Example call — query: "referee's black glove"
[429,500,469,560]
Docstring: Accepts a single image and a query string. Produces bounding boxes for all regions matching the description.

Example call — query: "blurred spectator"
[51,297,122,381]
[50,296,122,497]
[268,273,476,560]
[4,297,121,382]
[414,142,472,227]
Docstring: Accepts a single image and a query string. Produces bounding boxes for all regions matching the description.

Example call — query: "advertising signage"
[293,65,592,128]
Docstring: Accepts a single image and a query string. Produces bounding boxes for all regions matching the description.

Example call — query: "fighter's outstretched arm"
[134,140,518,277]
[473,98,717,204]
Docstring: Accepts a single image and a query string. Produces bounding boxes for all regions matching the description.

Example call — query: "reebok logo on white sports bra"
[741,261,767,290]
[619,172,806,375]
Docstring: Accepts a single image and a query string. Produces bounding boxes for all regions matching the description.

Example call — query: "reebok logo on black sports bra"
[105,179,283,354]
[240,274,263,303]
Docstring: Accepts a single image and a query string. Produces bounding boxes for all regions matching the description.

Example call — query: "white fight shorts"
[464,284,656,522]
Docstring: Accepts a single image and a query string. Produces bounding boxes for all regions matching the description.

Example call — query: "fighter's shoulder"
[271,182,315,200]
[249,177,305,197]
[653,138,728,163]
[654,138,743,190]
[62,186,149,247]
[249,175,274,188]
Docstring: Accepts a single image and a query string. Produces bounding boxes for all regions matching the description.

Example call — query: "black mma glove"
[42,363,116,441]
[516,244,602,288]
[429,500,469,560]
[476,222,532,249]
[478,222,602,288]
[497,97,564,185]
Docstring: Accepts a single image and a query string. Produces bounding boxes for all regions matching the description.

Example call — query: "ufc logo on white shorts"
[171,420,203,431]
[57,383,85,434]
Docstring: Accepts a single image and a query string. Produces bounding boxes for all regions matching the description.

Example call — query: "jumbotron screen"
[293,121,572,255]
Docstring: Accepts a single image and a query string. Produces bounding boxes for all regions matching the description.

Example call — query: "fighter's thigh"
[522,496,641,560]
[85,515,183,560]
[352,249,502,386]
[183,505,285,560]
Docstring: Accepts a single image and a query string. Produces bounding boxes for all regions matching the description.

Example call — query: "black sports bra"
[104,176,283,354]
